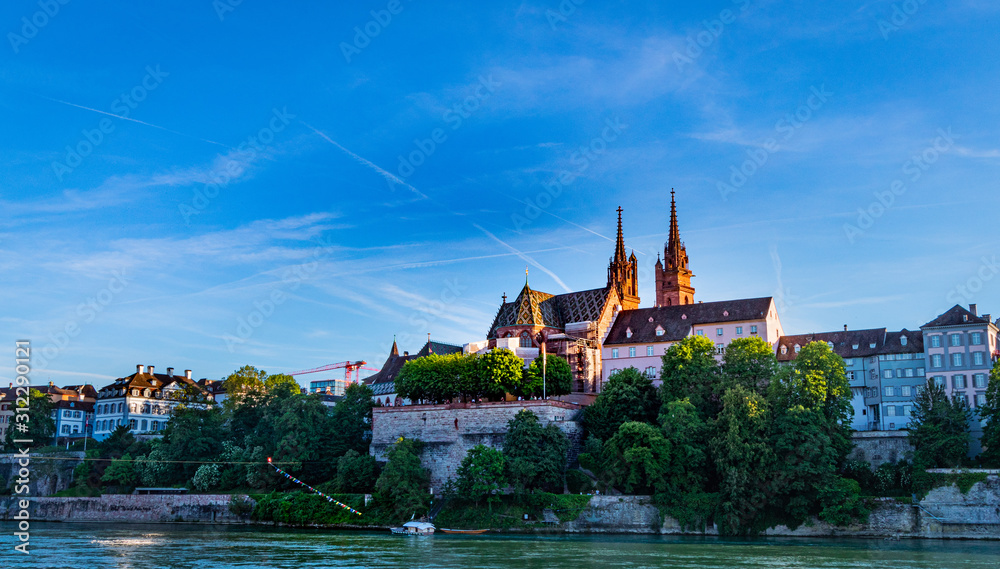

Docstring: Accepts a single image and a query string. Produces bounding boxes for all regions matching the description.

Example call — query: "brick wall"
[371,401,584,492]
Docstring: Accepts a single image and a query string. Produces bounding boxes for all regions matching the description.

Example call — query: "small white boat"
[401,521,435,535]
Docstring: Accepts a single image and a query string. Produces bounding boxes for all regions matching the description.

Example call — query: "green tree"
[101,453,137,489]
[375,438,431,521]
[477,348,524,400]
[585,368,658,442]
[456,445,506,507]
[192,463,221,491]
[264,373,301,397]
[908,382,972,469]
[713,385,774,536]
[979,360,1000,467]
[721,337,778,395]
[602,421,671,495]
[336,450,379,493]
[658,398,709,495]
[270,394,339,483]
[522,355,573,398]
[222,365,269,409]
[161,406,226,483]
[660,335,721,418]
[3,388,55,450]
[502,409,569,493]
[329,383,375,458]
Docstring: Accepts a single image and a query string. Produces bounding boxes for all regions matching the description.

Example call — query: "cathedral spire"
[613,206,626,264]
[656,189,695,306]
[667,189,681,261]
[390,336,399,357]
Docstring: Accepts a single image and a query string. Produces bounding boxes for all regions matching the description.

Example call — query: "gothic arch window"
[666,299,672,306]
[520,331,532,348]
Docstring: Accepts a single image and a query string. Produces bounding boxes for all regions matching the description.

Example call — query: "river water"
[2,523,998,568]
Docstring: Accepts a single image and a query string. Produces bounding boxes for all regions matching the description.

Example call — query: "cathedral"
[484,194,694,392]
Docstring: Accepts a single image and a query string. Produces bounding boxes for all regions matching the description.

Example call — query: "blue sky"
[2,1,999,388]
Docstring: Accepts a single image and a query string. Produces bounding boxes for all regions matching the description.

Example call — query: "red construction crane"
[290,361,380,389]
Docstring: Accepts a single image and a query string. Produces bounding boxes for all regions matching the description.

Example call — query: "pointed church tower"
[607,207,641,310]
[655,190,695,306]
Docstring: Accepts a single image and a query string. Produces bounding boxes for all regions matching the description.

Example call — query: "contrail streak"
[302,122,428,200]
[42,96,230,148]
[474,224,572,292]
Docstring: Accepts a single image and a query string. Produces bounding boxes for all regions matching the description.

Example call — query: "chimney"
[844,324,848,331]
[403,351,409,357]
[137,364,145,374]
[167,367,174,377]
[147,365,154,375]
[970,304,978,316]
[984,314,991,323]
[185,370,192,380]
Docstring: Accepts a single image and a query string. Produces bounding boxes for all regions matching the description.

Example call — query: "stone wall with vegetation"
[0,452,82,496]
[0,494,250,524]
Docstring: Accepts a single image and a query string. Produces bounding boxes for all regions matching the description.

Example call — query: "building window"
[626,328,632,339]
[904,405,912,417]
[716,343,724,355]
[917,367,925,376]
[696,330,704,336]
[612,348,619,359]
[629,347,636,358]
[646,346,654,357]
[886,405,896,417]
[902,385,911,397]
[140,419,147,431]
[933,376,946,387]
[519,332,532,348]
[951,353,963,367]
[971,332,983,345]
[954,375,967,389]
[780,346,788,355]
[931,354,942,368]
[975,374,987,388]
[717,328,724,336]
[74,411,81,418]
[901,335,908,346]
[977,394,988,407]
[128,419,137,430]
[905,368,914,378]
[750,325,758,334]
[930,336,941,348]
[846,371,855,381]
[884,386,893,397]
[973,352,985,366]
[883,370,892,379]
[794,344,801,353]
[736,326,743,335]
[951,334,963,347]
[62,425,70,434]
[655,327,664,337]
[644,367,657,378]
[896,368,903,378]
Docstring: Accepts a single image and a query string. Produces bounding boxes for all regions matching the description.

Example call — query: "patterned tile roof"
[604,297,776,346]
[487,285,611,338]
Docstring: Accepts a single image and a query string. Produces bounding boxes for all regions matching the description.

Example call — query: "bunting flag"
[267,457,363,516]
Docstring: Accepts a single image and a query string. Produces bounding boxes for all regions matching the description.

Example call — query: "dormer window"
[723,310,729,317]
[648,317,654,323]
[681,314,687,320]
[655,326,665,337]
[852,344,859,350]
[132,389,139,396]
[827,341,834,349]
[625,328,633,339]
[794,344,801,353]
[143,389,151,397]
[780,346,788,355]
[869,343,876,349]
[900,336,908,346]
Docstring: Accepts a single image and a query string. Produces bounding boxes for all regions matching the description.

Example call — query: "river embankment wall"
[0,494,247,524]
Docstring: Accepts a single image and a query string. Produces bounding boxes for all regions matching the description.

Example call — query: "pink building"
[601,296,783,388]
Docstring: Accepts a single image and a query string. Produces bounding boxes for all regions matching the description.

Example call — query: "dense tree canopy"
[660,335,720,417]
[456,445,506,506]
[584,367,659,442]
[522,354,573,399]
[3,388,55,450]
[908,383,972,469]
[502,409,569,493]
[375,437,430,521]
[980,360,1000,467]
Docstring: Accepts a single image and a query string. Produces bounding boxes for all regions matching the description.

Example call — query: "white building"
[93,365,213,441]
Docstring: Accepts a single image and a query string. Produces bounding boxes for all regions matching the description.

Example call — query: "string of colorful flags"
[267,457,363,516]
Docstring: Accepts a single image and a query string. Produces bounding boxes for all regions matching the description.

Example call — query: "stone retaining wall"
[371,401,584,491]
[0,494,248,524]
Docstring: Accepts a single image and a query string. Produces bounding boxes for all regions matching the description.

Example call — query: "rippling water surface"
[2,523,998,568]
